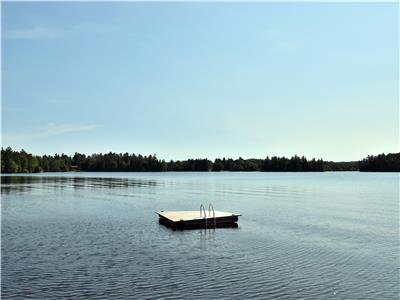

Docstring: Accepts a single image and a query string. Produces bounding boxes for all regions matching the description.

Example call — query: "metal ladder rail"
[208,203,216,228]
[200,204,207,228]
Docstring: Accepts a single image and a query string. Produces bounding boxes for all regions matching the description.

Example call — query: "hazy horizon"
[2,2,399,161]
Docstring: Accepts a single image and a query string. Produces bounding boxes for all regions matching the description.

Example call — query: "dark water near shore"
[1,172,399,299]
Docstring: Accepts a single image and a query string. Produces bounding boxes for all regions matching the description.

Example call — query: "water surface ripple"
[1,172,399,299]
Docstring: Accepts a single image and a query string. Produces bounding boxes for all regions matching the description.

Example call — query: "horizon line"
[2,146,397,163]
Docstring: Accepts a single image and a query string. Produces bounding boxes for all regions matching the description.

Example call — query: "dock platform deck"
[157,210,241,229]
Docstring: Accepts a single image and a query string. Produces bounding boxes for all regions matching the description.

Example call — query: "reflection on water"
[1,172,399,299]
[1,176,157,194]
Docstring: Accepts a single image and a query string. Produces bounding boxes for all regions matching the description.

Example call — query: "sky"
[2,2,399,161]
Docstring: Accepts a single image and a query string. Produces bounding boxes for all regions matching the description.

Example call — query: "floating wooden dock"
[157,204,241,230]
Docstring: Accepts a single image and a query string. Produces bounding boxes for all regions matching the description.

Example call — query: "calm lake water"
[1,172,399,299]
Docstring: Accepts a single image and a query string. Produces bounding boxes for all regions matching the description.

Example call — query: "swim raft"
[157,204,241,229]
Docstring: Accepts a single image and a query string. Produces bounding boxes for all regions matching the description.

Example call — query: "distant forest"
[1,147,399,173]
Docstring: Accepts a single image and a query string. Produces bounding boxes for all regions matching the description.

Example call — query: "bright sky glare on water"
[2,2,399,161]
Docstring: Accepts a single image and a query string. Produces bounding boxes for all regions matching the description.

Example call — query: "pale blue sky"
[2,2,399,161]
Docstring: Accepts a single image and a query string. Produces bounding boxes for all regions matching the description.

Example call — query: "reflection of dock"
[157,204,241,230]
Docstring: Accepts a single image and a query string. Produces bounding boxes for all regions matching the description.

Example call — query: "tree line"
[359,153,400,172]
[1,147,398,173]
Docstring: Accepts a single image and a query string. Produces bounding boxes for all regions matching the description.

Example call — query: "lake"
[1,172,398,299]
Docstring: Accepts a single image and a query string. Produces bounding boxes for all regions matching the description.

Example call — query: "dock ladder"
[199,203,216,228]
[208,204,216,228]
